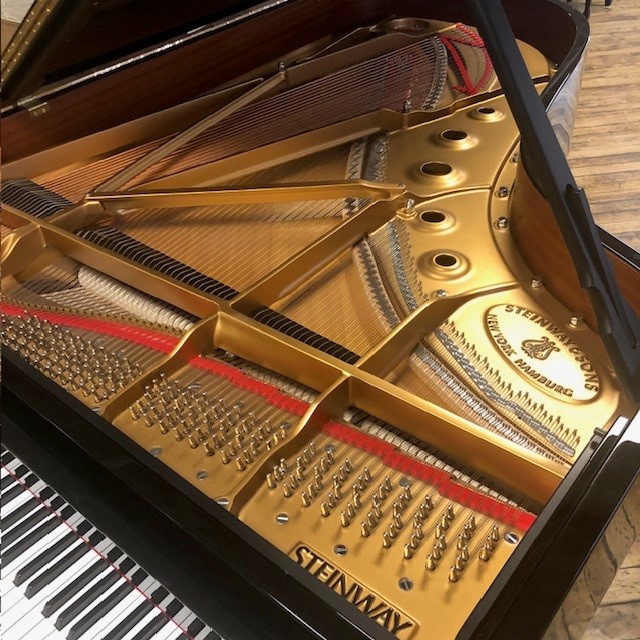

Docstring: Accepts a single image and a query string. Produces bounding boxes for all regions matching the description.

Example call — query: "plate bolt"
[398,577,413,591]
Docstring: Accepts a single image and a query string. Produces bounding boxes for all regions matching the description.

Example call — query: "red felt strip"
[1,302,178,353]
[322,420,536,531]
[1,302,309,416]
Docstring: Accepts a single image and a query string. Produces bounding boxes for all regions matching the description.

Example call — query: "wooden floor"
[567,0,640,252]
[568,2,640,639]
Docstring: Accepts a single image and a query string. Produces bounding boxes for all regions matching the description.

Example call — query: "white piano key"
[85,575,159,640]
[176,612,198,635]
[121,592,176,640]
[155,604,193,639]
[195,626,219,640]
[1,548,101,640]
[1,481,47,518]
[1,457,23,478]
[1,454,221,640]
[1,521,82,611]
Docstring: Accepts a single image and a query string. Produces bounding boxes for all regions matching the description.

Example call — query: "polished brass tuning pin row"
[3,314,142,403]
[479,525,501,562]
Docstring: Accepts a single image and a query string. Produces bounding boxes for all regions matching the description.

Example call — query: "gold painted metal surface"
[2,13,638,640]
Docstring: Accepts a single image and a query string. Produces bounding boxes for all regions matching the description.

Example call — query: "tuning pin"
[459,546,469,562]
[344,458,352,473]
[436,536,447,552]
[490,525,500,542]
[449,566,460,583]
[388,523,397,540]
[382,532,392,548]
[363,467,372,482]
[403,544,413,559]
[409,533,420,550]
[266,473,276,489]
[353,492,362,510]
[479,544,491,562]
[301,492,311,508]
[340,512,350,528]
[393,514,403,530]
[308,483,316,499]
[413,523,423,539]
[435,524,445,539]
[327,493,336,508]
[425,555,437,571]
[346,503,356,519]
[455,556,465,571]
[282,482,292,498]
[367,512,376,529]
[383,477,392,492]
[361,521,370,538]
[220,449,230,465]
[467,515,476,530]
[440,515,450,530]
[320,502,330,518]
[432,545,442,561]
[236,457,246,472]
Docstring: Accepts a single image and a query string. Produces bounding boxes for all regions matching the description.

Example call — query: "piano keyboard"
[0,448,221,640]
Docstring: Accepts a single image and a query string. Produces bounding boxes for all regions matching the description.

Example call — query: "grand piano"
[2,1,639,639]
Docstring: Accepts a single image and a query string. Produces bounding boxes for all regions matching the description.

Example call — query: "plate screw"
[497,186,509,198]
[196,470,208,481]
[398,577,413,591]
[504,532,519,544]
[531,276,543,290]
[150,447,162,456]
[334,544,348,556]
[276,512,289,524]
[496,216,509,230]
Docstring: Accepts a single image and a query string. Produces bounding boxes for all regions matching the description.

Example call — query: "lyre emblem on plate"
[520,336,560,361]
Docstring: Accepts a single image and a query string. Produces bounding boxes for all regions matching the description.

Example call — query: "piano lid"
[1,0,284,106]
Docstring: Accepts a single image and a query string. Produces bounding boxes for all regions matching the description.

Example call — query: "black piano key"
[2,471,39,498]
[185,618,206,638]
[1,448,15,463]
[3,493,63,546]
[133,598,184,640]
[203,632,222,640]
[13,506,82,587]
[102,584,170,640]
[2,512,64,566]
[1,470,19,490]
[55,556,135,630]
[1,480,30,505]
[23,527,102,595]
[43,546,125,618]
[67,567,148,640]
[2,486,55,530]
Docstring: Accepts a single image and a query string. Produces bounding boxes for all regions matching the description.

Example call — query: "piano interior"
[2,9,639,640]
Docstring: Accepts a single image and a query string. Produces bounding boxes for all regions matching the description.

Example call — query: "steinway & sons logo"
[485,304,600,401]
[292,545,415,638]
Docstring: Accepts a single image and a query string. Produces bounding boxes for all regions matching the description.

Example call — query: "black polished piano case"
[2,1,639,639]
